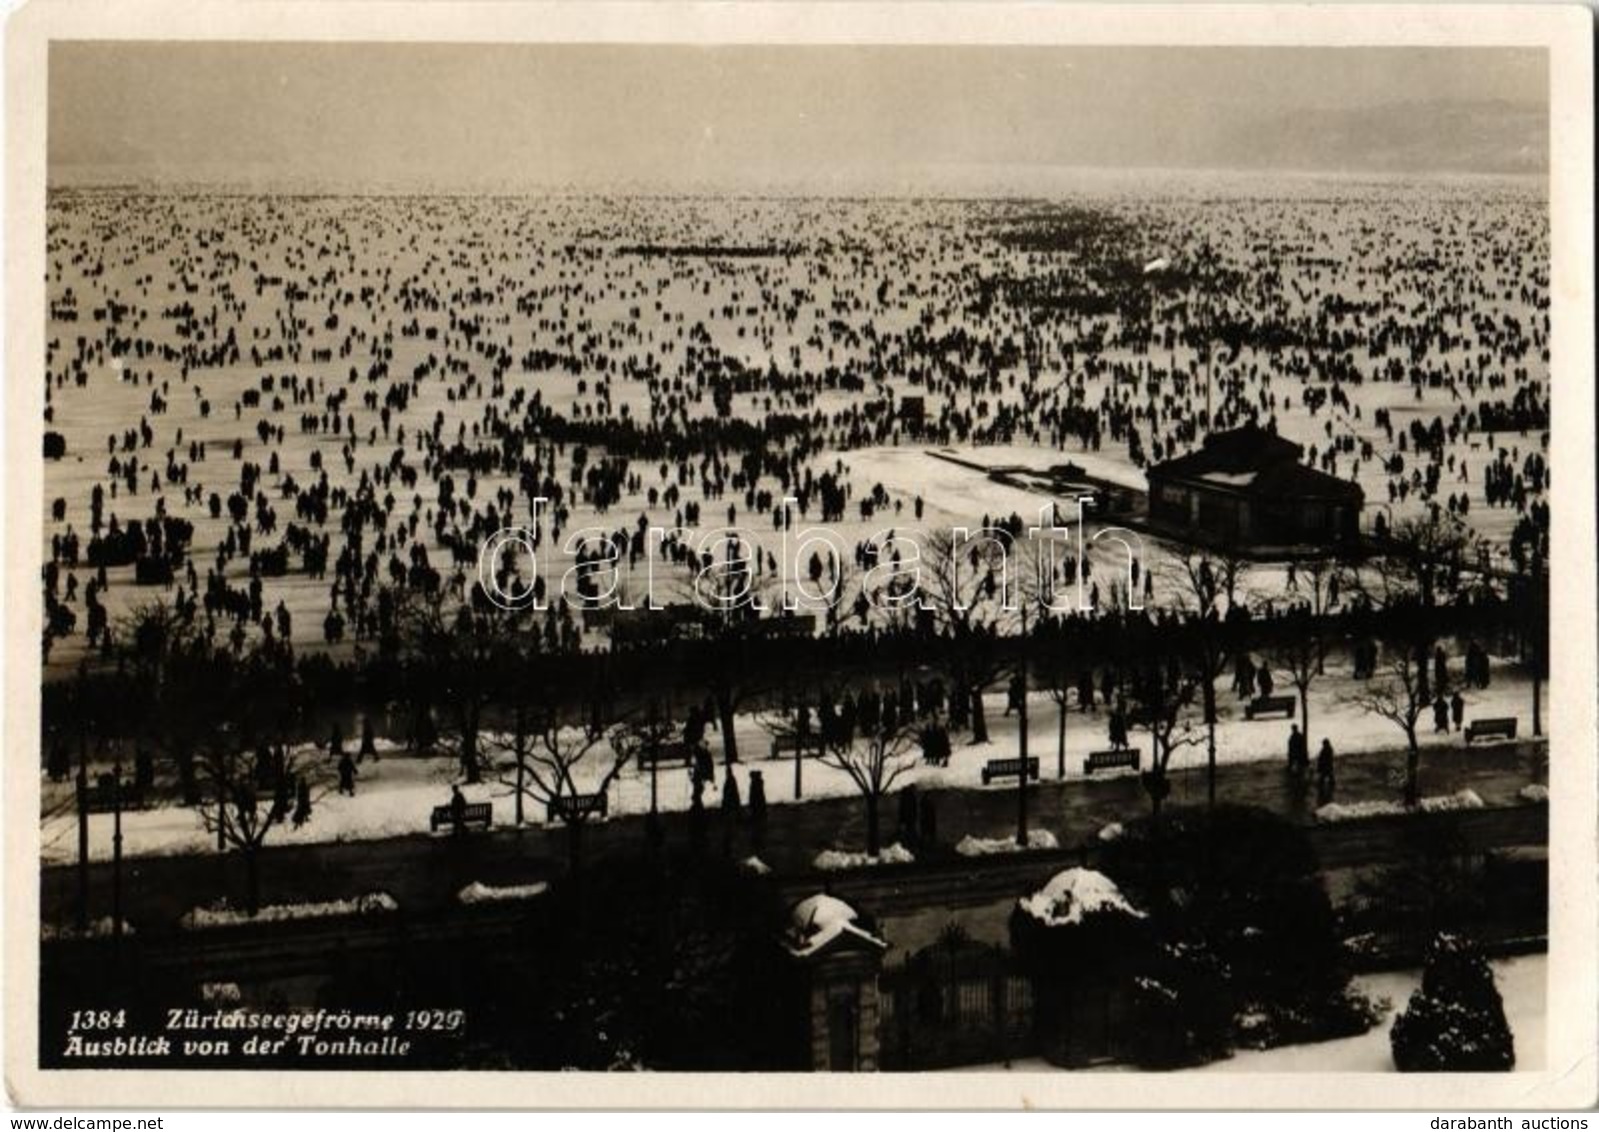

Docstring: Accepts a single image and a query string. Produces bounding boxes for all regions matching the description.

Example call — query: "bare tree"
[1370,512,1477,610]
[919,527,1011,745]
[404,586,532,784]
[495,702,632,867]
[197,740,323,915]
[1347,643,1429,807]
[818,707,922,858]
[611,700,679,843]
[1175,550,1243,809]
[118,600,217,805]
[1128,655,1201,833]
[756,694,820,801]
[671,533,782,769]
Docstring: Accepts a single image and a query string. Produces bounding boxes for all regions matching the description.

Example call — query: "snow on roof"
[784,893,888,958]
[1200,471,1258,487]
[1018,868,1145,927]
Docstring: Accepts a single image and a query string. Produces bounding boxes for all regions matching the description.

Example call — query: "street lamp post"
[75,724,89,934]
[111,749,124,947]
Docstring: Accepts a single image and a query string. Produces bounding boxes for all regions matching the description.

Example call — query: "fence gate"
[877,934,1035,1070]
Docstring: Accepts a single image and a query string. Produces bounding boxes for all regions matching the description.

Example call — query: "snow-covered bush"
[180,892,397,929]
[955,830,1058,857]
[1123,936,1234,1069]
[1010,868,1151,1067]
[1316,789,1484,823]
[457,880,548,905]
[1390,933,1515,1072]
[1098,804,1382,1054]
[812,842,913,871]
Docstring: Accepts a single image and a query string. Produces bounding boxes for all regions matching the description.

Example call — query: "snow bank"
[740,856,773,876]
[201,982,242,1006]
[1518,784,1549,804]
[42,916,134,941]
[1097,822,1126,843]
[1019,867,1145,927]
[456,881,548,905]
[783,893,887,958]
[1316,789,1485,823]
[955,830,1060,856]
[180,892,398,930]
[813,843,914,871]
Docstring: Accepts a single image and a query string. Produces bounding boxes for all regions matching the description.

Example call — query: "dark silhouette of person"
[1433,695,1451,733]
[720,769,742,854]
[337,752,357,796]
[1316,738,1336,805]
[292,776,312,828]
[1005,674,1025,716]
[918,793,938,845]
[748,770,768,852]
[449,784,467,836]
[898,783,919,845]
[1450,691,1466,730]
[1287,724,1308,774]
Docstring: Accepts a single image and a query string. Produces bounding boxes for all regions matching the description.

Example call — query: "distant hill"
[1212,100,1547,176]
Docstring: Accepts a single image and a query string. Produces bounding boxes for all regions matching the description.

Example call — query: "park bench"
[1464,717,1518,745]
[547,793,609,823]
[1083,748,1141,775]
[430,801,492,832]
[981,757,1040,785]
[1244,694,1297,720]
[636,741,695,770]
[770,734,826,760]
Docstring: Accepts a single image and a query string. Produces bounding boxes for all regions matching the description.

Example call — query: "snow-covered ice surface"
[41,185,1546,678]
[1018,867,1145,927]
[965,953,1546,1073]
[41,656,1542,865]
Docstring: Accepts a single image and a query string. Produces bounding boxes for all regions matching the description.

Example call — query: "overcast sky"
[48,43,1548,191]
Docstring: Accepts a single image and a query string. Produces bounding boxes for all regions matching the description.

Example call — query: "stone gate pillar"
[783,893,888,1072]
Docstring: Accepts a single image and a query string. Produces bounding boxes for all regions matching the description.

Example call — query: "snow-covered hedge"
[1316,789,1485,823]
[180,892,398,930]
[42,916,134,941]
[956,830,1059,856]
[812,843,914,871]
[456,880,548,905]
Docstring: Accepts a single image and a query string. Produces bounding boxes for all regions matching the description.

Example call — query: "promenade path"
[41,736,1545,938]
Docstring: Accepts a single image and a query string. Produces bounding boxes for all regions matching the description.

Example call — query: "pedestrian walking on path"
[1316,738,1336,805]
[1287,724,1309,775]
